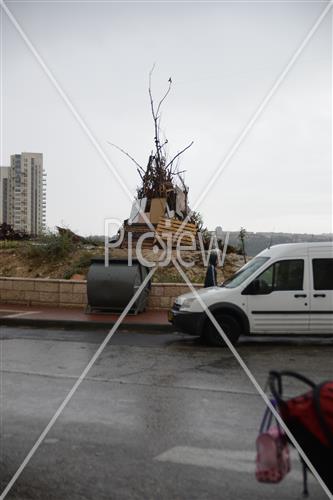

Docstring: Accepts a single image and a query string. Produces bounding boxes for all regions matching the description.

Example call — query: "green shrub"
[0,240,20,250]
[63,253,92,279]
[84,235,104,246]
[23,233,76,262]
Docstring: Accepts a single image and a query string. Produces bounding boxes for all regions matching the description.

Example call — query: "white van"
[169,242,333,345]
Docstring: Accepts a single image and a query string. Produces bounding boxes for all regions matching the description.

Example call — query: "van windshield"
[221,256,270,289]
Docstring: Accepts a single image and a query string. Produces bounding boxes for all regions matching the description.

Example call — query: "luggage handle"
[269,371,316,404]
[259,399,284,437]
[260,399,276,433]
[270,371,333,448]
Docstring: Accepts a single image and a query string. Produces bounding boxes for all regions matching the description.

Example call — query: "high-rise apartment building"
[0,166,10,224]
[6,153,46,235]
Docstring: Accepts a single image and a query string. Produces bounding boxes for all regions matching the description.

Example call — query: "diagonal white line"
[3,0,330,250]
[172,258,333,499]
[0,266,157,500]
[192,0,333,213]
[0,0,165,246]
[170,0,332,243]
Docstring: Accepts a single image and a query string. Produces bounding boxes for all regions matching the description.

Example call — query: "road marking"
[155,446,313,483]
[0,368,260,397]
[43,438,59,445]
[156,447,254,473]
[4,311,40,319]
[0,309,22,316]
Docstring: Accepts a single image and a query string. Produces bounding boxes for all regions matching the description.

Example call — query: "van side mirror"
[243,279,271,295]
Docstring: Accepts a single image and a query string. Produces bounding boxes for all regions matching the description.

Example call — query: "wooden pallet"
[120,222,157,249]
[155,217,197,246]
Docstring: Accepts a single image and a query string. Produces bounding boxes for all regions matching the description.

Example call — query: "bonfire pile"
[109,70,198,249]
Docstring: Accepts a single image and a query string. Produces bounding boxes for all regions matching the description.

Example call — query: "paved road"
[0,326,332,500]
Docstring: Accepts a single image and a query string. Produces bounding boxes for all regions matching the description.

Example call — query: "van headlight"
[180,298,196,310]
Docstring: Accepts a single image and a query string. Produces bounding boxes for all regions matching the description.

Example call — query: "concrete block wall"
[0,277,87,308]
[0,277,202,310]
[148,283,202,309]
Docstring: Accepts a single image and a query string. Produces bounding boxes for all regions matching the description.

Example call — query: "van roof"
[258,241,333,259]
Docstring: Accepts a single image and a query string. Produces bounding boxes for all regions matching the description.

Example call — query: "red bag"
[269,371,333,495]
[256,403,291,483]
[281,382,333,447]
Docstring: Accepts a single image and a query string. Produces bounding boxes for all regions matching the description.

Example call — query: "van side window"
[257,260,304,291]
[313,259,333,290]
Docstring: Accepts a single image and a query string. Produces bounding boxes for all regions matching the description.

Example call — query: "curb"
[0,317,174,332]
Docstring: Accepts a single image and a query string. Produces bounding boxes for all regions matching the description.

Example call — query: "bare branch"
[177,173,187,193]
[156,79,172,117]
[178,171,185,185]
[165,141,194,170]
[171,156,182,176]
[148,63,157,121]
[157,139,168,153]
[157,117,170,158]
[148,64,162,163]
[107,141,145,172]
[148,63,156,81]
[174,155,180,172]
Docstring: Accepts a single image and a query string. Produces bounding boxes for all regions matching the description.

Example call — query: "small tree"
[238,227,247,264]
[0,223,29,241]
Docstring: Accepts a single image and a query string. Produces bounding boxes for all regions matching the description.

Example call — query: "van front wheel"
[204,314,241,347]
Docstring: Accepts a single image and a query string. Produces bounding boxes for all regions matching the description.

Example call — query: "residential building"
[0,166,10,224]
[8,153,46,235]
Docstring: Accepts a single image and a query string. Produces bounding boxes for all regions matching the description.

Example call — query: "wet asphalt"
[0,326,332,500]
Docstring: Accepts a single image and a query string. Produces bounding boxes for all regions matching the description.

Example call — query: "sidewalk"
[0,304,172,332]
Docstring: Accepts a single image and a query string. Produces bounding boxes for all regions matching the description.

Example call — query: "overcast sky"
[2,0,332,235]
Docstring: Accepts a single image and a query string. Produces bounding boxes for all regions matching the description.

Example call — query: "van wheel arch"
[201,303,250,346]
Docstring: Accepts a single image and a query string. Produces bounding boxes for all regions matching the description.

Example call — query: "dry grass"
[0,241,244,282]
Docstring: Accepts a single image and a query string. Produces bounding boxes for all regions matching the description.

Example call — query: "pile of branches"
[0,223,29,241]
[109,67,193,212]
[56,226,98,246]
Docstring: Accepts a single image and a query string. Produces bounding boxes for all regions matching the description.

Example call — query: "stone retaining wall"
[148,283,202,309]
[0,277,202,310]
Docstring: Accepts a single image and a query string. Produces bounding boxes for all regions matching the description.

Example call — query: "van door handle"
[313,293,326,298]
[294,294,307,298]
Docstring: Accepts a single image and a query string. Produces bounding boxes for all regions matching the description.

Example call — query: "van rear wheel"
[204,313,241,347]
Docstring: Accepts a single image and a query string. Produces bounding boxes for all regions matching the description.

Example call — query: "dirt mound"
[0,242,245,283]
